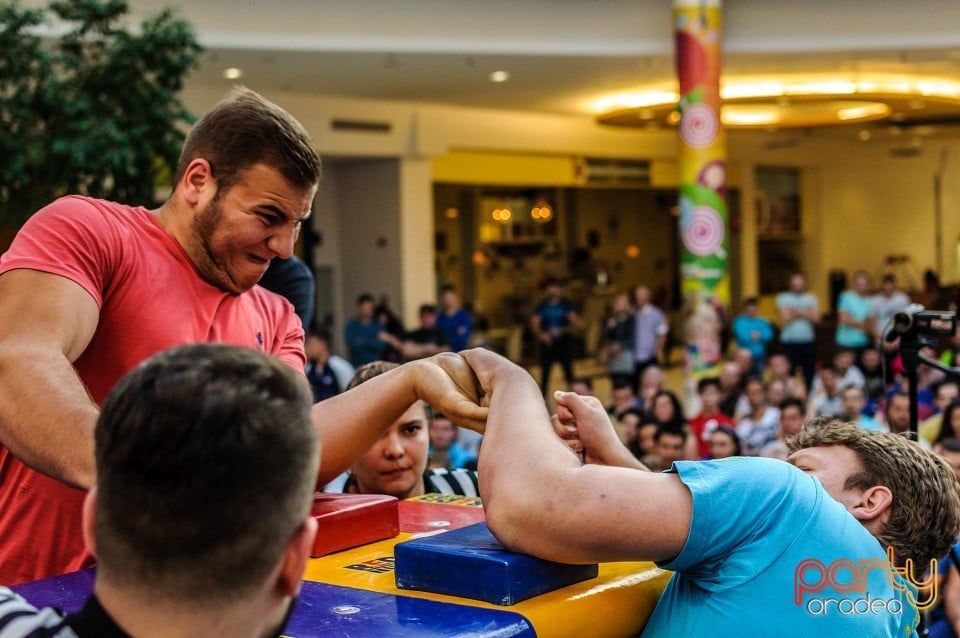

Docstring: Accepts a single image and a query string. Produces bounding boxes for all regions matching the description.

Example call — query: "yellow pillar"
[674,0,727,376]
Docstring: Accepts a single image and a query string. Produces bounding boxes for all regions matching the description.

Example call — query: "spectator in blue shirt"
[732,297,774,376]
[344,293,389,366]
[436,285,473,352]
[531,278,582,396]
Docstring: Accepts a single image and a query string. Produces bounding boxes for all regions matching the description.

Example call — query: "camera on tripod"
[886,305,956,345]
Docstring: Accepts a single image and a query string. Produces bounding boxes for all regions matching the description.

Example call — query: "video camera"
[885,304,956,344]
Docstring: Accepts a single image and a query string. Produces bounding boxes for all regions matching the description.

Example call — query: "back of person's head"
[787,421,960,567]
[175,86,321,193]
[347,360,398,390]
[94,344,318,604]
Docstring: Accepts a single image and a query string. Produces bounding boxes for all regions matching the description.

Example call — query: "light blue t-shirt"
[776,292,818,343]
[732,314,775,365]
[836,290,873,348]
[641,458,918,638]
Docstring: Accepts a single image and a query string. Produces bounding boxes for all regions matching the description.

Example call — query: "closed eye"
[258,212,282,226]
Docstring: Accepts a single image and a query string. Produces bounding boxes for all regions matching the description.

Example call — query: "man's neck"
[152,200,191,252]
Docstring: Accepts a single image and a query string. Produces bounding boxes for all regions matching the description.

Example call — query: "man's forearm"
[0,348,98,489]
[311,355,485,485]
[310,362,421,485]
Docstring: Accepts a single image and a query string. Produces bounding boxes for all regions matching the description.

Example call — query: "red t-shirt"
[0,196,305,584]
[688,411,736,459]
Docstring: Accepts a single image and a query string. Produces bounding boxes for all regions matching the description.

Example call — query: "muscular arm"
[310,353,486,485]
[463,349,691,565]
[0,270,100,489]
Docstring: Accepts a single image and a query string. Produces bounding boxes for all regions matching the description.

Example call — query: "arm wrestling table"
[12,493,670,637]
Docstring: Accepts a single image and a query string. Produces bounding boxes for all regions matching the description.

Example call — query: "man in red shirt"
[0,88,484,584]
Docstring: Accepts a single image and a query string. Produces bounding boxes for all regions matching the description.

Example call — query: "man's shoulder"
[17,196,146,236]
[0,587,76,637]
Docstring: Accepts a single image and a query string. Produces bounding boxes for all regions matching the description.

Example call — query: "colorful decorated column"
[674,0,728,377]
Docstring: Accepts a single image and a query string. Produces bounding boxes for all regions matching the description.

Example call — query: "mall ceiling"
[28,0,960,134]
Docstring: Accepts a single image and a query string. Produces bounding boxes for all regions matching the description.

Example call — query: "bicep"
[0,269,99,361]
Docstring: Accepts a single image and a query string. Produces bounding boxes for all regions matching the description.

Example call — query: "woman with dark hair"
[933,399,960,453]
[650,389,699,459]
[708,426,742,459]
[650,390,685,429]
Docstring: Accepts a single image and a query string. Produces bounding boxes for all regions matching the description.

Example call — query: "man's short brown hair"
[175,86,322,193]
[788,421,960,566]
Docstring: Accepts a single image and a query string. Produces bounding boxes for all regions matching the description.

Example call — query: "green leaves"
[0,0,201,227]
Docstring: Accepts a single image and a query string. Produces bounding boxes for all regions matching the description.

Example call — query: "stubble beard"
[190,197,242,294]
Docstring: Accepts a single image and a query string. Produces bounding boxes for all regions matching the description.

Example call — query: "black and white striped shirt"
[422,468,479,497]
[0,588,77,637]
[0,589,126,637]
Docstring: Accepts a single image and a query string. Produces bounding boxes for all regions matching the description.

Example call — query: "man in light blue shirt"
[836,270,874,363]
[459,348,960,638]
[776,273,820,390]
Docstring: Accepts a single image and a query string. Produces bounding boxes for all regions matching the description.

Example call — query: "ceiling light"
[721,108,778,126]
[858,130,872,142]
[837,104,890,120]
[489,70,510,83]
[596,73,960,130]
[223,67,243,80]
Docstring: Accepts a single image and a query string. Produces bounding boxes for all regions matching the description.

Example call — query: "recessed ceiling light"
[489,70,510,83]
[223,67,243,80]
[858,130,872,141]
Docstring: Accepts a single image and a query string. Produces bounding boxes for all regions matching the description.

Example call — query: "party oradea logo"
[794,547,937,617]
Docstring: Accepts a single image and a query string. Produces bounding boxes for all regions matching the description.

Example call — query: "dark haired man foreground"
[0,344,319,637]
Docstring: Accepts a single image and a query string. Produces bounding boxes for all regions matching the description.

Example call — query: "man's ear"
[177,158,217,207]
[82,487,98,559]
[848,484,893,523]
[276,517,318,598]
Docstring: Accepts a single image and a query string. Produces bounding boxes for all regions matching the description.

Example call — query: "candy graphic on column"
[697,160,726,195]
[681,205,724,256]
[679,103,718,149]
